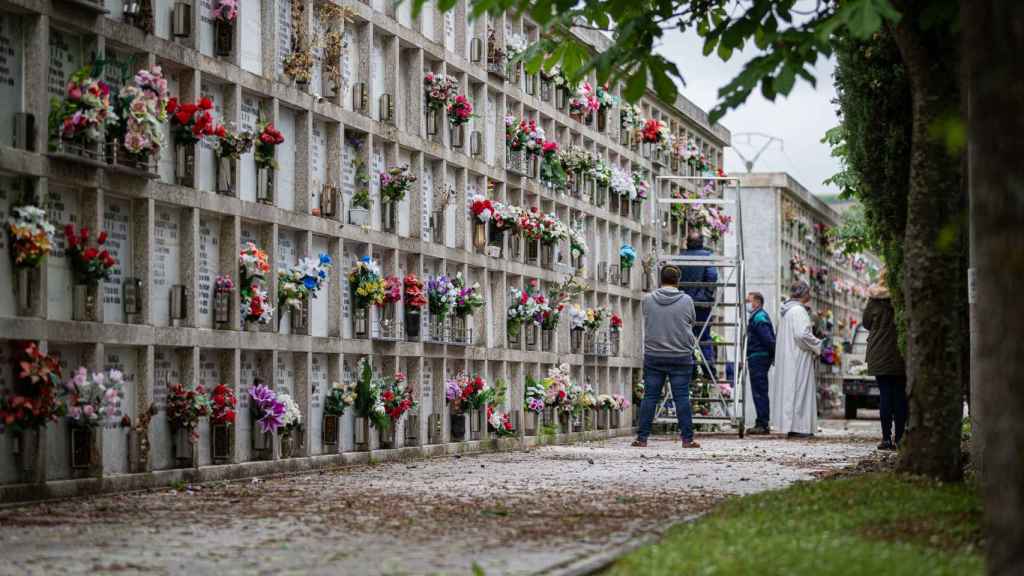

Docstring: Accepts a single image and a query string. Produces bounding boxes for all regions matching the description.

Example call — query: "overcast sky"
[656,30,841,196]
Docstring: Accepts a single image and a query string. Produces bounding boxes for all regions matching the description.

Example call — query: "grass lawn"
[604,472,983,576]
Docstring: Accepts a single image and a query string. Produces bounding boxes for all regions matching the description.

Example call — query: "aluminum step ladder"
[649,176,748,438]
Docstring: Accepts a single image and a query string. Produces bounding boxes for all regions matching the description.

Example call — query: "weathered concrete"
[0,421,878,575]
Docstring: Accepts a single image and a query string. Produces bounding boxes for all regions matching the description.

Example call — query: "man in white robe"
[771,281,822,437]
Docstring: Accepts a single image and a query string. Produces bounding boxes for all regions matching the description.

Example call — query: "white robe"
[770,300,822,434]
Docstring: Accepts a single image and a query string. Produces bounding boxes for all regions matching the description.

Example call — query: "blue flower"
[319,253,332,265]
[303,277,317,290]
[360,255,371,263]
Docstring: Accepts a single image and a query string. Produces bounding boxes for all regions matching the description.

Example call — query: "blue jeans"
[748,355,771,428]
[877,375,908,444]
[638,356,695,442]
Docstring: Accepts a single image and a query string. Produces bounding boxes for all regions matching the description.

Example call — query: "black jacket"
[747,308,776,363]
[862,295,905,376]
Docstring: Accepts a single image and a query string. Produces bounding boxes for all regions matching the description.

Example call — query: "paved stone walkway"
[0,420,879,576]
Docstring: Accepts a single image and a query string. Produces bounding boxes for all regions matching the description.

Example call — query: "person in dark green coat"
[861,271,906,451]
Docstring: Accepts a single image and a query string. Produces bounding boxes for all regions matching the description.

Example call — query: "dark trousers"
[877,374,908,444]
[748,356,771,428]
[638,356,694,442]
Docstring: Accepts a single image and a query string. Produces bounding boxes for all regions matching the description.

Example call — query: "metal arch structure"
[648,176,748,437]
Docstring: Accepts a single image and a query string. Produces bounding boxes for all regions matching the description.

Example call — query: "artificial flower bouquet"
[632,171,650,201]
[348,256,385,309]
[380,372,416,427]
[640,118,667,145]
[620,102,642,132]
[115,66,170,161]
[487,405,516,437]
[539,141,566,190]
[427,274,457,320]
[403,274,428,309]
[505,32,528,62]
[470,194,497,224]
[167,97,219,146]
[249,383,285,434]
[210,383,237,426]
[277,393,302,437]
[542,363,572,410]
[589,158,612,189]
[560,146,595,177]
[524,375,546,414]
[446,374,492,415]
[64,367,124,428]
[382,275,402,306]
[447,95,473,126]
[504,116,545,155]
[48,66,118,148]
[610,312,623,331]
[278,253,332,310]
[613,394,630,411]
[423,72,458,110]
[567,304,586,332]
[324,381,357,417]
[165,383,212,442]
[595,85,618,111]
[379,165,417,204]
[215,274,235,295]
[239,242,274,324]
[64,224,116,286]
[452,273,484,318]
[254,121,285,169]
[7,206,55,270]
[214,124,254,159]
[619,244,637,270]
[582,306,609,333]
[568,82,599,121]
[213,0,237,21]
[610,166,637,199]
[0,343,64,435]
[506,285,541,337]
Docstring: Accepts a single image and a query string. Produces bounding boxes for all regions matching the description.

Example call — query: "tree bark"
[966,2,1024,573]
[890,4,966,482]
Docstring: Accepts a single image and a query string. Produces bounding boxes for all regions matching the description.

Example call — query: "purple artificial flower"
[445,379,461,401]
[249,383,276,410]
[257,399,286,433]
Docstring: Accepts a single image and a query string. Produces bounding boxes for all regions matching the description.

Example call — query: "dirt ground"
[0,419,881,576]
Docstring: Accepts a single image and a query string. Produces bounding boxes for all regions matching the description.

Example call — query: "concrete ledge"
[0,428,633,506]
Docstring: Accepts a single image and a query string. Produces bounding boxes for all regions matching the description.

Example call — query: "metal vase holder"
[377,301,399,340]
[540,80,552,101]
[353,306,369,338]
[175,142,195,187]
[525,323,539,350]
[598,408,609,430]
[556,88,568,110]
[354,417,369,451]
[473,221,488,251]
[290,298,309,334]
[211,423,231,462]
[348,206,370,226]
[541,329,554,352]
[214,289,231,325]
[257,166,274,204]
[527,239,540,265]
[620,196,630,217]
[610,328,621,356]
[540,243,554,268]
[215,18,233,56]
[430,211,444,243]
[251,426,271,456]
[172,426,193,466]
[609,192,620,214]
[469,408,483,440]
[526,411,540,435]
[598,108,607,132]
[584,331,596,355]
[69,425,97,470]
[527,155,539,178]
[450,123,465,148]
[632,200,642,220]
[609,264,620,285]
[405,413,420,446]
[379,425,395,449]
[451,315,469,345]
[571,328,583,353]
[323,414,339,447]
[15,267,37,316]
[450,411,467,441]
[73,283,99,321]
[426,108,440,137]
[620,265,631,287]
[510,234,522,259]
[429,315,446,342]
[405,308,421,340]
[216,156,235,196]
[595,184,607,207]
[381,201,397,232]
[559,411,571,434]
[507,325,521,348]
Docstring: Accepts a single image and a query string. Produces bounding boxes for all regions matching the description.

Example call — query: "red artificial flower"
[215,124,226,138]
[166,97,178,114]
[98,231,108,244]
[80,226,90,241]
[199,97,214,110]
[83,247,98,261]
[175,110,193,126]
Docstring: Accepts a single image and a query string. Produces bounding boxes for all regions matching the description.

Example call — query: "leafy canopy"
[410,0,902,122]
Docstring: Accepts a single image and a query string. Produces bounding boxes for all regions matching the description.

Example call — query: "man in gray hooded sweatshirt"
[633,265,701,448]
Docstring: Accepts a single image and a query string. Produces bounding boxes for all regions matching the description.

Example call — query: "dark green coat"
[861,296,905,376]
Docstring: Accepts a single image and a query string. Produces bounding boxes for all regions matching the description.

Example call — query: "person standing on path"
[634,265,701,448]
[771,281,822,438]
[861,271,907,451]
[745,291,776,435]
[680,227,719,379]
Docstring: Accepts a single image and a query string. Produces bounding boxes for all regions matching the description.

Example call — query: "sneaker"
[787,432,813,439]
[681,439,701,449]
[877,441,897,451]
[746,425,769,435]
[631,438,648,448]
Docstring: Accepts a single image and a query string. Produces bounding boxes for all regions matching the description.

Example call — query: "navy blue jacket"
[747,307,776,363]
[679,246,718,325]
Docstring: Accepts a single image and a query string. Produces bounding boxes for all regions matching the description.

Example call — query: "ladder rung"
[678,282,738,288]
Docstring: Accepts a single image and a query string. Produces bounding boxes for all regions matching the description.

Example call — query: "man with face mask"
[745,292,775,435]
[771,281,822,437]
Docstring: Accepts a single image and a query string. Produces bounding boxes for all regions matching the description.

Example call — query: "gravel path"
[0,420,879,576]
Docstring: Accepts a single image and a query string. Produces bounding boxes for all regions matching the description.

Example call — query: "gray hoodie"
[643,287,696,362]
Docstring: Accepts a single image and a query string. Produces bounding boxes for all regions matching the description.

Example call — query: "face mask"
[745,303,754,315]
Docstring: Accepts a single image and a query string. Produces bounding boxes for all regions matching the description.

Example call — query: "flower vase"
[322,414,340,447]
[429,315,445,342]
[525,323,538,350]
[584,331,596,355]
[543,406,555,428]
[379,301,397,339]
[540,80,552,101]
[175,142,195,187]
[620,265,631,288]
[559,411,571,434]
[541,329,553,352]
[214,289,231,325]
[69,425,98,470]
[15,267,36,315]
[642,270,652,292]
[527,239,539,265]
[352,306,368,338]
[596,184,607,207]
[450,412,466,441]
[469,408,483,440]
[251,426,271,455]
[354,417,369,451]
[405,308,421,340]
[172,426,193,465]
[280,432,295,458]
[290,298,309,335]
[379,425,395,449]
[540,243,553,268]
[348,206,370,226]
[216,156,235,196]
[430,211,444,243]
[571,328,583,353]
[426,108,440,137]
[598,409,609,430]
[257,166,274,204]
[632,200,642,220]
[72,283,98,321]
[556,88,568,110]
[507,325,521,347]
[610,328,621,356]
[609,193,619,214]
[527,155,539,179]
[215,19,233,56]
[510,234,522,259]
[598,108,607,132]
[620,197,630,217]
[211,423,231,462]
[450,124,465,148]
[473,221,487,251]
[381,201,396,232]
[612,410,621,429]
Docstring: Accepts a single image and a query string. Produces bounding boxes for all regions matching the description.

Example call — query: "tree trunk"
[890,9,966,482]
[966,2,1024,573]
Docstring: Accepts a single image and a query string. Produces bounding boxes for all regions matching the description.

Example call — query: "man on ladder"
[633,265,702,449]
[681,227,720,381]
